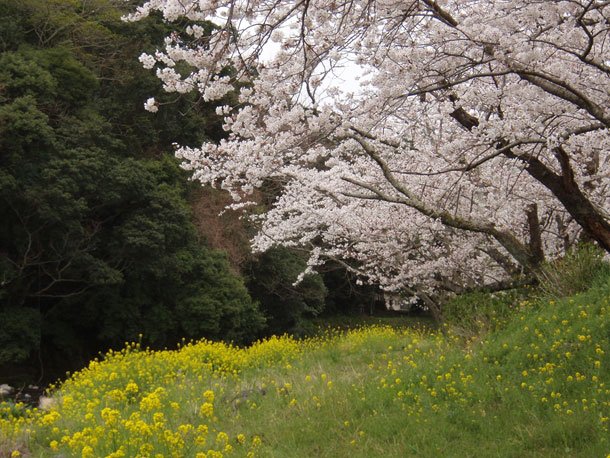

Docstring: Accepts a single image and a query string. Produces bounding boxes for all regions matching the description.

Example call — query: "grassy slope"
[1,278,609,458]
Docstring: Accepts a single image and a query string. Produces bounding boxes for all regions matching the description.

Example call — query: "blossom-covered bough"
[126,0,610,311]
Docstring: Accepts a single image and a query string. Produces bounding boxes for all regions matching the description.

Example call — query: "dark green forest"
[0,0,378,383]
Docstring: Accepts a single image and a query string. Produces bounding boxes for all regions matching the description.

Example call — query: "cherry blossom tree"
[126,0,610,302]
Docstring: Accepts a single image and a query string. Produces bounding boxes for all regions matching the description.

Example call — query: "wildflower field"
[1,279,609,457]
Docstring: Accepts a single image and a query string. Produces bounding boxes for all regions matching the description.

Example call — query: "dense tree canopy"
[128,0,610,304]
[246,247,327,335]
[0,0,264,373]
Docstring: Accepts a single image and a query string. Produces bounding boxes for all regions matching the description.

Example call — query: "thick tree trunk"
[450,109,610,255]
[504,148,610,253]
[526,203,545,264]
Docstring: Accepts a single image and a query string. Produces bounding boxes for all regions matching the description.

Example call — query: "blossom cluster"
[126,0,610,294]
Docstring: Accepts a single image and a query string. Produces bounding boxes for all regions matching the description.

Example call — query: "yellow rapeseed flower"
[200,402,214,418]
[106,448,127,458]
[203,390,215,403]
[216,431,229,446]
[100,408,120,426]
[125,381,139,395]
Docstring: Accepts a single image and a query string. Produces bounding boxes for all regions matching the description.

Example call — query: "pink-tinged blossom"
[127,0,610,297]
[143,97,158,113]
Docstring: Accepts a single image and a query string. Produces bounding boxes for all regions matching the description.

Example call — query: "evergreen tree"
[0,0,264,378]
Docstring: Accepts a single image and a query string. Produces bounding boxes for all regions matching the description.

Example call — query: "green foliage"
[538,243,610,298]
[0,0,263,374]
[0,95,55,158]
[0,51,57,100]
[442,288,528,337]
[247,247,327,336]
[0,308,40,365]
[441,244,610,338]
[321,264,381,315]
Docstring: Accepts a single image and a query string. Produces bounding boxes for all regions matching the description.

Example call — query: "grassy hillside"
[1,277,609,457]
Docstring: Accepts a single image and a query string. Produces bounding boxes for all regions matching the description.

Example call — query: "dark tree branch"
[526,203,545,265]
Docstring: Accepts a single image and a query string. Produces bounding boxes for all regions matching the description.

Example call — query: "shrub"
[538,243,610,298]
[442,289,527,338]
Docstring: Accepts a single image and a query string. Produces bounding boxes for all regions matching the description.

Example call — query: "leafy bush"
[442,243,610,338]
[538,243,610,298]
[442,289,528,337]
[0,308,40,365]
[246,247,327,336]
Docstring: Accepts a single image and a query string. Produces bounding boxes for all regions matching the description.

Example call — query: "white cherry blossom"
[127,0,610,302]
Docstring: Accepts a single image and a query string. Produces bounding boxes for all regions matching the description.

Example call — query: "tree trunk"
[504,148,610,253]
[450,110,610,255]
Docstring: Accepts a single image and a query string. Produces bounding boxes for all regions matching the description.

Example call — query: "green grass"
[311,314,436,332]
[1,278,609,457]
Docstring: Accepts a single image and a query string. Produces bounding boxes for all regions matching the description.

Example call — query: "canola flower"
[0,335,299,458]
[0,291,608,457]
